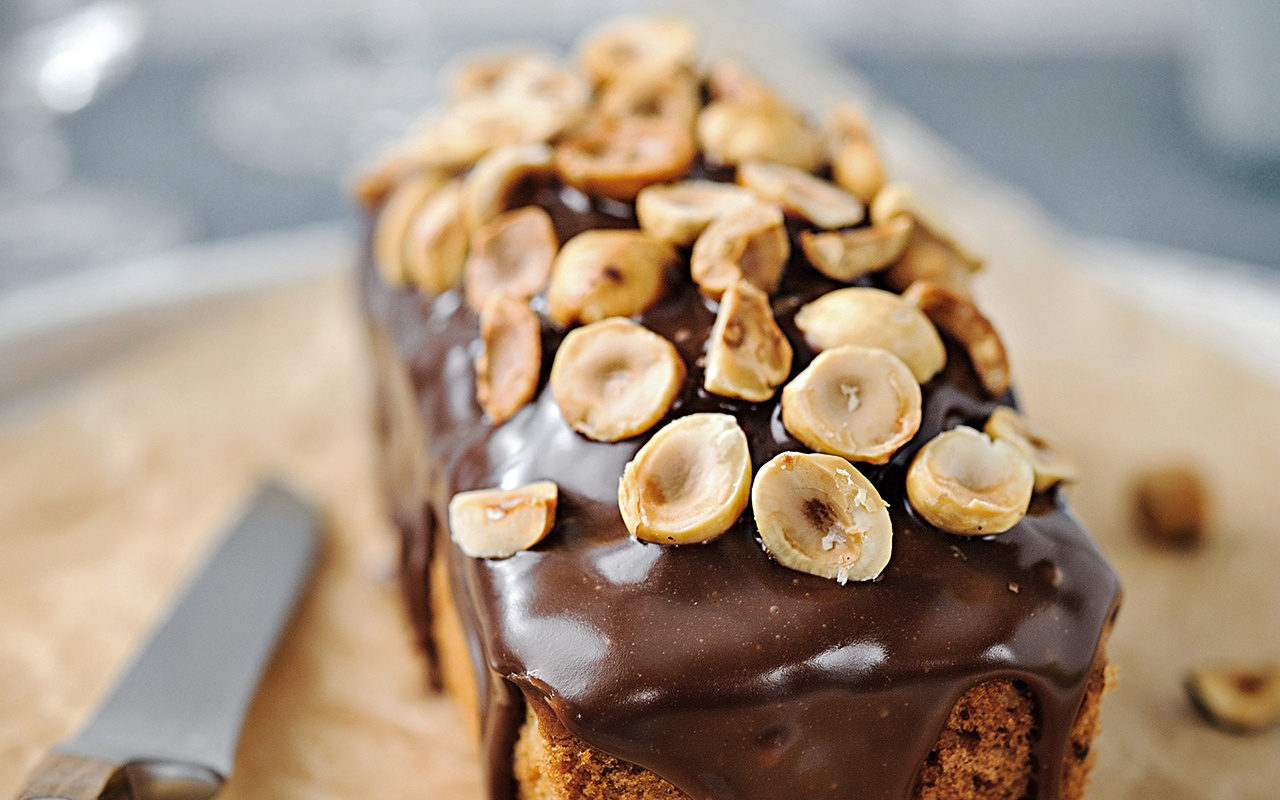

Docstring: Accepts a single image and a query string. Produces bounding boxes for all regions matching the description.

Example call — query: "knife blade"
[14,483,320,800]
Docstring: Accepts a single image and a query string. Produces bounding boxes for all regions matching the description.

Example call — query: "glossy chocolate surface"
[361,174,1121,800]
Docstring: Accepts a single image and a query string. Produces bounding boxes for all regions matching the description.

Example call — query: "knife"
[13,483,320,800]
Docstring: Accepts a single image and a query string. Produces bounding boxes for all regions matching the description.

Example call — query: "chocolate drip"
[360,175,1121,800]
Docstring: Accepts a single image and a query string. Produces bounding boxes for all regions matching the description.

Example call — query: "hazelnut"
[461,142,554,233]
[550,318,685,442]
[827,101,885,203]
[475,293,541,425]
[903,280,1010,397]
[618,412,752,545]
[451,51,559,101]
[781,345,922,464]
[704,279,793,402]
[555,116,696,201]
[799,215,913,282]
[1131,464,1208,549]
[463,206,558,312]
[579,16,698,86]
[794,287,946,384]
[373,169,447,287]
[984,406,1078,492]
[403,179,469,296]
[906,426,1034,535]
[872,183,982,294]
[546,230,675,327]
[690,201,789,299]
[697,98,826,172]
[635,180,757,246]
[599,68,700,130]
[448,481,558,559]
[1186,665,1280,734]
[737,160,864,230]
[705,58,775,104]
[752,451,892,584]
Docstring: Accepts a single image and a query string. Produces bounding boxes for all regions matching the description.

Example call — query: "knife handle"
[12,752,124,800]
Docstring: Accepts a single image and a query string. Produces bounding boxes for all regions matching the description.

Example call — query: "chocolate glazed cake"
[358,17,1121,800]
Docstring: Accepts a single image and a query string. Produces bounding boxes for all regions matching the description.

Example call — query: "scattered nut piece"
[579,17,698,86]
[599,69,700,130]
[984,406,1078,492]
[1186,665,1280,734]
[476,293,542,425]
[461,142,554,233]
[546,230,675,327]
[1131,464,1208,549]
[752,451,892,584]
[697,96,825,171]
[448,481,558,559]
[781,345,921,464]
[903,281,1010,396]
[906,426,1034,535]
[799,215,913,282]
[704,279,793,402]
[374,170,448,287]
[555,116,696,201]
[690,201,789,299]
[872,183,983,294]
[794,287,946,383]
[550,318,685,442]
[403,179,469,295]
[827,101,885,203]
[737,160,864,229]
[619,412,752,544]
[635,180,757,246]
[463,206,558,312]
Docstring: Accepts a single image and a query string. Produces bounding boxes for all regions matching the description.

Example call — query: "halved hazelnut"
[906,426,1034,535]
[1132,464,1208,549]
[448,481,558,559]
[374,169,448,287]
[546,230,675,327]
[903,281,1010,397]
[403,179,469,295]
[1186,665,1280,734]
[461,142,554,233]
[697,98,825,171]
[984,406,1078,492]
[555,116,696,201]
[737,160,864,230]
[704,279,793,402]
[635,180,757,246]
[705,58,775,104]
[463,206,558,312]
[781,345,921,464]
[579,17,698,86]
[618,412,752,544]
[794,287,946,383]
[752,451,892,584]
[799,215,913,282]
[872,183,983,294]
[827,102,885,203]
[690,201,789,299]
[476,293,541,425]
[451,51,557,100]
[550,318,685,442]
[599,69,700,130]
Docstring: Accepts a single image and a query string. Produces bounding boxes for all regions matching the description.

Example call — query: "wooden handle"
[12,752,124,800]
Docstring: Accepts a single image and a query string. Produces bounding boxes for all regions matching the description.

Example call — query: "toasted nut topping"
[906,426,1034,535]
[636,180,757,246]
[599,69,700,130]
[737,160,864,230]
[705,58,775,103]
[550,318,685,442]
[403,179,469,295]
[697,98,826,172]
[374,170,448,287]
[704,279,793,402]
[752,451,892,584]
[984,406,1077,492]
[827,102,885,203]
[464,206,558,312]
[800,216,913,282]
[448,481,558,559]
[461,142,554,233]
[781,346,921,464]
[690,201,789,299]
[619,413,752,544]
[1186,665,1280,734]
[555,117,696,201]
[794,287,946,384]
[476,294,542,425]
[546,230,675,327]
[872,183,982,294]
[579,17,698,86]
[1131,464,1208,549]
[903,281,1010,396]
[451,51,558,100]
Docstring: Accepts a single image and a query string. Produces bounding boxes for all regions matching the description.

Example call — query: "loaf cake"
[358,17,1121,800]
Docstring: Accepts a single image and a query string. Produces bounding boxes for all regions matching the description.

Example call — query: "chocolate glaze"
[361,172,1121,800]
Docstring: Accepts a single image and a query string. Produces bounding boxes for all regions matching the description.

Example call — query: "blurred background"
[2,0,1279,400]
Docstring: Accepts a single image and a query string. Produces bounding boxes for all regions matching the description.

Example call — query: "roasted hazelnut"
[461,142,554,233]
[1186,665,1280,734]
[827,101,885,204]
[579,16,698,86]
[555,116,696,201]
[546,230,675,327]
[906,426,1034,535]
[403,179,469,295]
[737,160,864,230]
[476,293,541,425]
[374,170,448,287]
[872,183,982,295]
[448,481,558,559]
[635,180,757,246]
[799,215,913,282]
[984,406,1078,492]
[1131,464,1208,549]
[704,279,793,402]
[599,68,700,130]
[794,287,946,384]
[903,280,1010,397]
[463,206,558,312]
[690,201,789,299]
[697,98,826,172]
